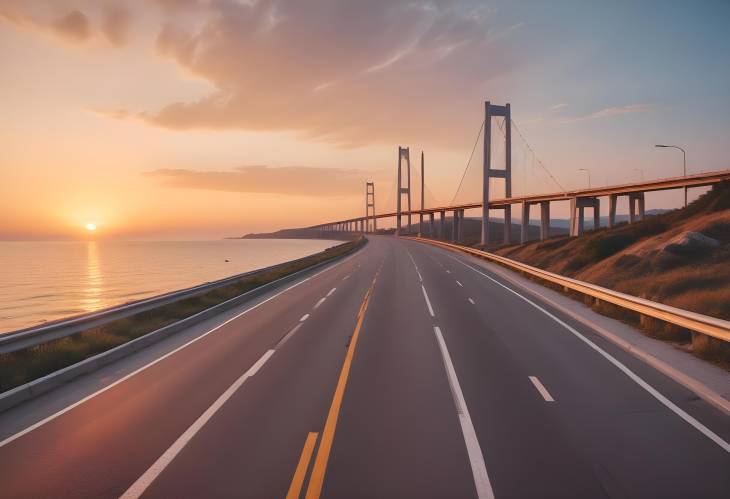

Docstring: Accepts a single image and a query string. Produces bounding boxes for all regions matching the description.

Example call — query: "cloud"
[588,103,652,119]
[559,103,652,123]
[143,165,368,197]
[549,102,567,111]
[133,0,522,147]
[0,1,132,46]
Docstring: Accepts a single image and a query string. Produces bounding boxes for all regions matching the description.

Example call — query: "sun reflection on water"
[81,241,103,312]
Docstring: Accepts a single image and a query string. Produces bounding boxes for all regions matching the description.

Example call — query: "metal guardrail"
[406,237,730,343]
[0,240,354,354]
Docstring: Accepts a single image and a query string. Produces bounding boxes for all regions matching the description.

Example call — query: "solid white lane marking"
[529,376,555,402]
[421,285,435,317]
[456,280,463,287]
[0,254,353,449]
[417,270,423,282]
[120,349,275,499]
[450,255,730,454]
[327,287,337,297]
[300,314,310,322]
[277,324,303,348]
[468,298,476,305]
[433,326,495,499]
[314,297,326,309]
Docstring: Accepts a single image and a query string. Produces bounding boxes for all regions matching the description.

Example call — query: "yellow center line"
[286,432,319,499]
[303,267,381,499]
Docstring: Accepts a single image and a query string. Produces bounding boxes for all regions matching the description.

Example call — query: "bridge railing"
[406,237,730,343]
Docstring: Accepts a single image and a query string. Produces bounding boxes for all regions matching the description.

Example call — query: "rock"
[662,231,720,255]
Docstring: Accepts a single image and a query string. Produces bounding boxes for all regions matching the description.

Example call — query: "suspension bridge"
[309,101,730,245]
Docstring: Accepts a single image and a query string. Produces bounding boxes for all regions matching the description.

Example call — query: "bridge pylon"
[365,182,376,233]
[396,147,412,236]
[482,101,512,246]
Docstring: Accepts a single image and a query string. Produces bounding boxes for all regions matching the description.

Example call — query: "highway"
[0,235,729,498]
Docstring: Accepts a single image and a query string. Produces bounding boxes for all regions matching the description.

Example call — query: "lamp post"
[578,168,591,188]
[655,144,687,207]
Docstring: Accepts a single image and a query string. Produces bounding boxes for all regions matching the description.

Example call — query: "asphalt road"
[0,235,728,498]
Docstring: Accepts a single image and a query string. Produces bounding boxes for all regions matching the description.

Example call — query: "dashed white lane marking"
[468,298,475,305]
[120,350,276,499]
[446,270,451,274]
[421,285,435,317]
[449,254,730,454]
[456,280,463,287]
[416,270,423,282]
[300,314,310,322]
[277,324,303,348]
[327,287,337,297]
[529,376,555,402]
[342,275,350,281]
[314,297,326,309]
[433,326,495,499]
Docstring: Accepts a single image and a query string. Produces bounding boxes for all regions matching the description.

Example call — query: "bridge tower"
[396,147,412,236]
[365,182,376,233]
[419,151,425,237]
[482,102,512,246]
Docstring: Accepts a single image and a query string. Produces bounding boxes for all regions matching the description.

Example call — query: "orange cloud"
[136,0,520,147]
[0,1,132,46]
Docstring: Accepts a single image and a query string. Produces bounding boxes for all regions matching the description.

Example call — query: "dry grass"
[0,238,364,392]
[493,182,730,369]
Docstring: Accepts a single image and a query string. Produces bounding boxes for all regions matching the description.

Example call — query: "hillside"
[493,182,730,366]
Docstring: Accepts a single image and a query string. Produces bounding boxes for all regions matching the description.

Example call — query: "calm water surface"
[0,239,339,333]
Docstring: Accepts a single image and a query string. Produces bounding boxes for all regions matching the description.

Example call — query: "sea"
[0,239,339,334]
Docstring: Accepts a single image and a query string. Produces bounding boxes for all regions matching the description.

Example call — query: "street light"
[633,168,645,181]
[578,168,591,188]
[655,144,687,207]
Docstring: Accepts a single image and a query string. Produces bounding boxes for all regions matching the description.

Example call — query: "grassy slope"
[493,182,730,367]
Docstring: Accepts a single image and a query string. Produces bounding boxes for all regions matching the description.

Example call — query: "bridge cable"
[510,119,566,193]
[450,119,485,206]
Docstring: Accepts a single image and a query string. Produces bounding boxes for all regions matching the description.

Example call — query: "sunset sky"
[1,0,729,240]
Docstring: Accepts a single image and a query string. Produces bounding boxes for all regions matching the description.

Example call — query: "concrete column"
[439,211,445,239]
[540,201,550,240]
[608,194,618,228]
[592,198,600,231]
[452,210,458,242]
[458,209,465,242]
[429,213,435,237]
[569,198,578,236]
[503,205,512,245]
[520,202,530,244]
[629,192,645,223]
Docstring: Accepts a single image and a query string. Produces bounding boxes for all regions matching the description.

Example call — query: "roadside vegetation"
[0,237,365,393]
[493,182,730,369]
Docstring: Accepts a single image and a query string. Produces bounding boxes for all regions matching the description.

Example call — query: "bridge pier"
[570,197,600,237]
[629,192,645,223]
[452,210,458,242]
[429,213,435,237]
[540,201,550,240]
[520,202,530,244]
[608,194,618,228]
[439,211,445,239]
[458,209,465,242]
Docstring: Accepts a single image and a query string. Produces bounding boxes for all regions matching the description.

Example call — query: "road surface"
[0,235,728,498]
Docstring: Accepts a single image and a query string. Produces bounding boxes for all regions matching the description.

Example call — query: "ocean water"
[0,239,339,334]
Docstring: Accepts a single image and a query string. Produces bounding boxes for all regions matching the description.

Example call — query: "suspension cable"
[450,120,485,205]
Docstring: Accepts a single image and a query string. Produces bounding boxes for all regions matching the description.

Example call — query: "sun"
[85,223,97,232]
